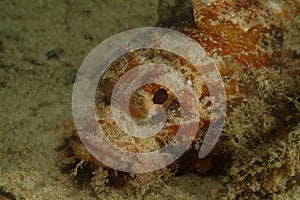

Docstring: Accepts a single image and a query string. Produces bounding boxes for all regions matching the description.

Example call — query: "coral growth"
[217,66,300,199]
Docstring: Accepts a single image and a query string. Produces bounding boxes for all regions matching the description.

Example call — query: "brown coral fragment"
[186,0,282,68]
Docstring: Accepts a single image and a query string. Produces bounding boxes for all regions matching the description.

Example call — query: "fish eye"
[153,88,168,105]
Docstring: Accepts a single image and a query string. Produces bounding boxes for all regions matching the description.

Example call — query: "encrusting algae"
[62,0,300,199]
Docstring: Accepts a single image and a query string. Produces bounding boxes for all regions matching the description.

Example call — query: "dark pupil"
[153,89,168,105]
